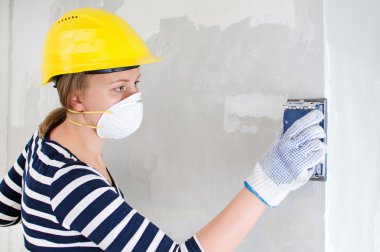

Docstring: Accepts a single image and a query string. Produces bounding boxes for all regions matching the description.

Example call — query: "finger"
[285,110,324,139]
[293,166,316,189]
[293,125,326,146]
[306,148,327,167]
[299,139,325,152]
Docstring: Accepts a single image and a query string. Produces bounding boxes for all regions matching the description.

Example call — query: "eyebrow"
[108,73,141,84]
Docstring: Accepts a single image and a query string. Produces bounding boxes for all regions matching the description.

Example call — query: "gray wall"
[324,0,380,251]
[3,0,373,251]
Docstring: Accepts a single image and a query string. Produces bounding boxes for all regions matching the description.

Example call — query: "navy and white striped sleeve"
[49,164,204,252]
[0,148,27,226]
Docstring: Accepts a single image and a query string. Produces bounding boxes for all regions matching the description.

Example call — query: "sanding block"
[283,98,327,181]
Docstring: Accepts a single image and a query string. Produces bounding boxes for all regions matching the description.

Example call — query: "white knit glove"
[244,110,327,207]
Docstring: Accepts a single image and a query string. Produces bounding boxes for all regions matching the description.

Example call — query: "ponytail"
[38,72,87,139]
[38,107,67,139]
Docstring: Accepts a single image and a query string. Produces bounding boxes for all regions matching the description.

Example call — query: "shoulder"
[49,162,118,218]
[23,130,39,153]
[50,162,113,199]
[28,131,80,169]
[52,162,103,183]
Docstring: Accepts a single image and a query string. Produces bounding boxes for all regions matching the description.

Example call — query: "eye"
[114,80,140,92]
[115,85,126,92]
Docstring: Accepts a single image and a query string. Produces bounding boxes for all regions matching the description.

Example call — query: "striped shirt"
[0,131,204,251]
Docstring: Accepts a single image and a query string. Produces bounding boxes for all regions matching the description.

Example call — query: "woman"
[0,7,326,252]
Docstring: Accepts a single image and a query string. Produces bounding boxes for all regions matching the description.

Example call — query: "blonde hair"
[38,73,87,139]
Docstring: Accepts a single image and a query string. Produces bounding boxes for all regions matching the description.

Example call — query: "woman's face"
[71,67,141,127]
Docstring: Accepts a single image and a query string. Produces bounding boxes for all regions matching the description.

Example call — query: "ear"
[68,90,85,112]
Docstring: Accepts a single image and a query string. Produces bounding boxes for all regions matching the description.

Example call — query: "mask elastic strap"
[66,108,112,129]
[68,119,103,129]
[67,108,113,115]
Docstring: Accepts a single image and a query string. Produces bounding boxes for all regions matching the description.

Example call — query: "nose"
[123,88,139,101]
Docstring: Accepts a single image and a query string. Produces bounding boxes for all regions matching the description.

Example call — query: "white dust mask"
[97,92,143,139]
[67,92,143,139]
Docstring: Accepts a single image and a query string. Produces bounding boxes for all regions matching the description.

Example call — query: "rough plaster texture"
[0,0,326,251]
[324,0,380,251]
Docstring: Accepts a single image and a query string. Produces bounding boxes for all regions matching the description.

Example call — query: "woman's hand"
[244,109,327,207]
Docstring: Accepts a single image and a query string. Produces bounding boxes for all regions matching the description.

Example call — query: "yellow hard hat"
[41,7,161,86]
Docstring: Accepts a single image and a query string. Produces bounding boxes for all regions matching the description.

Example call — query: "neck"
[50,117,105,166]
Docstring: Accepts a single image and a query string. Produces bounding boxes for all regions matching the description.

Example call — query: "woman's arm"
[0,133,34,226]
[0,149,27,226]
[196,110,326,251]
[196,187,266,252]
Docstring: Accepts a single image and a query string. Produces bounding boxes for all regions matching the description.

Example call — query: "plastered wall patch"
[224,93,287,133]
